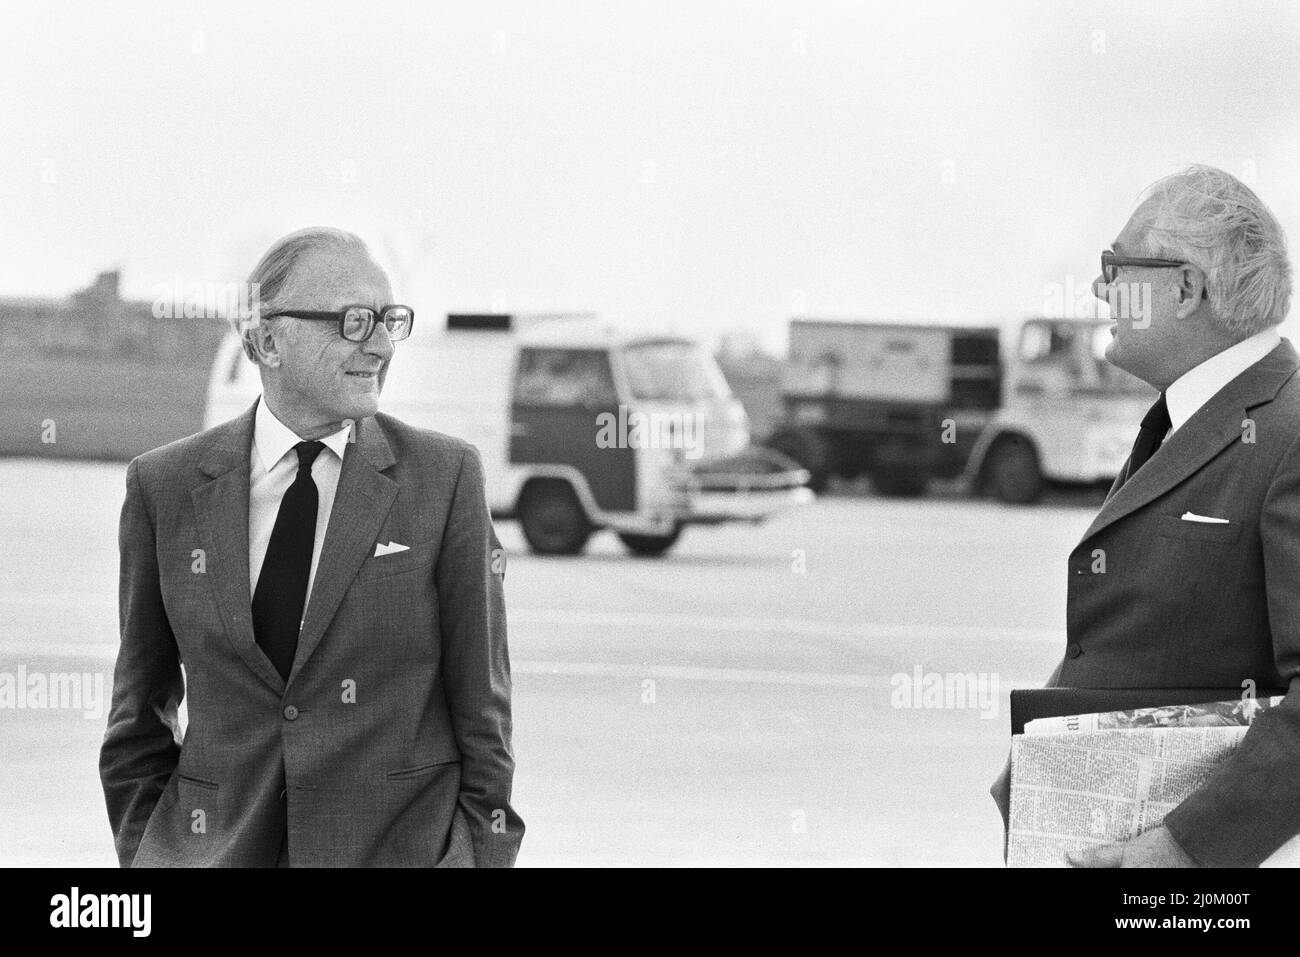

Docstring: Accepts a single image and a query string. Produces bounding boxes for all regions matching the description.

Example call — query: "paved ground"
[0,458,1106,866]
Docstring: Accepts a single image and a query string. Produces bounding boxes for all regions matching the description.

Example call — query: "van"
[204,313,811,557]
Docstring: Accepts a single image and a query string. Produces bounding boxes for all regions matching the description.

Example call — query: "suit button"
[283,705,299,720]
[1067,643,1083,659]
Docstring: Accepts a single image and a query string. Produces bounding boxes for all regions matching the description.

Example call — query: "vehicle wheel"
[984,435,1043,504]
[618,526,683,558]
[765,428,830,493]
[871,468,928,497]
[517,481,593,555]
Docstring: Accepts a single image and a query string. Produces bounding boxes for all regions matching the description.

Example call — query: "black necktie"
[1123,392,1171,486]
[252,441,325,681]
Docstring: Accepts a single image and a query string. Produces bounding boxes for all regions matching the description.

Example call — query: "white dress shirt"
[248,397,352,605]
[1164,327,1282,436]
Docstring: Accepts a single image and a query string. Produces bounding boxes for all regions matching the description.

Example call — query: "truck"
[764,317,1155,502]
[205,313,812,557]
[765,319,1002,496]
[965,316,1156,503]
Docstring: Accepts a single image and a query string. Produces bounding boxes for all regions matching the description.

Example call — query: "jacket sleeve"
[1163,431,1300,867]
[99,457,185,867]
[990,659,1064,850]
[435,445,524,867]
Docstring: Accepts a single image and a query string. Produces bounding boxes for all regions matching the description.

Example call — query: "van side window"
[514,348,618,406]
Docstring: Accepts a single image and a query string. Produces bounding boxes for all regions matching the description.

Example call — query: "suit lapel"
[1078,339,1300,546]
[1101,461,1127,505]
[290,415,398,682]
[191,401,287,693]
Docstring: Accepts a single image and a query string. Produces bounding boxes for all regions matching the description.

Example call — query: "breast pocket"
[356,540,438,581]
[1156,513,1243,545]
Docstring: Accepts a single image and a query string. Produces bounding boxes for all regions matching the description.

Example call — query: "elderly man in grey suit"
[992,165,1297,867]
[100,227,523,866]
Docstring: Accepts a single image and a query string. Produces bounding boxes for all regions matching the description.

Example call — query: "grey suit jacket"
[100,402,523,867]
[996,339,1300,866]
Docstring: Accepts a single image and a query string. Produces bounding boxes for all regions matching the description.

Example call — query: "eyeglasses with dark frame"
[262,304,415,342]
[1100,250,1191,285]
[1101,251,1208,300]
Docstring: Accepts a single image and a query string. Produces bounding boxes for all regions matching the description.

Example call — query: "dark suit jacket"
[100,402,523,866]
[996,338,1300,866]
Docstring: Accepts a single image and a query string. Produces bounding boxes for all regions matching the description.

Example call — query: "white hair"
[1138,165,1291,337]
[235,227,373,360]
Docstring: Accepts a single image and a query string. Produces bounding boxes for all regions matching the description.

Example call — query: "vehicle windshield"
[622,340,732,402]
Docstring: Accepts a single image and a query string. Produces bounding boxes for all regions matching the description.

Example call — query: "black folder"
[1009,687,1287,735]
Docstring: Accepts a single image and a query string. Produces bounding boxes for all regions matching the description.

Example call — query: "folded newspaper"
[1008,696,1300,867]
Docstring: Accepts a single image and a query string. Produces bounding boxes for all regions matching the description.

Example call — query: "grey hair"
[234,227,373,360]
[1138,165,1291,337]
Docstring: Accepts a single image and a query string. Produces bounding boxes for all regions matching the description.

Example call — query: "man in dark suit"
[100,227,523,866]
[992,165,1297,866]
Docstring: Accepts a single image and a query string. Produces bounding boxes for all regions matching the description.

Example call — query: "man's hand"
[1067,826,1198,868]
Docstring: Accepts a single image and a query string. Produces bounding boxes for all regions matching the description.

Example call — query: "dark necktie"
[252,441,325,681]
[1122,392,1171,486]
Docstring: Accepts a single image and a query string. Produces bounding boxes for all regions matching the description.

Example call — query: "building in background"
[0,271,226,460]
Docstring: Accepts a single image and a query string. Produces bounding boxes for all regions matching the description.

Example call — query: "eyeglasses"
[262,304,415,342]
[1101,251,1194,285]
[1100,251,1208,300]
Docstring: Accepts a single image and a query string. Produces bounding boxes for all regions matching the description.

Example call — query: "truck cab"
[964,317,1156,503]
[204,314,811,557]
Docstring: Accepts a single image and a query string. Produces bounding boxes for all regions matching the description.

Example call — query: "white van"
[204,313,811,557]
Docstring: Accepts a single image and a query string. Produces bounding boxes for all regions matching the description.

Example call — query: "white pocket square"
[374,541,411,557]
[1181,512,1229,524]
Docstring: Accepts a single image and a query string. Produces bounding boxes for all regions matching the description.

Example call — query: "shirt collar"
[1165,327,1282,433]
[253,396,352,472]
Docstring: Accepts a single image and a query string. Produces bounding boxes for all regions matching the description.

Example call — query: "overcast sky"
[3,0,1298,352]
